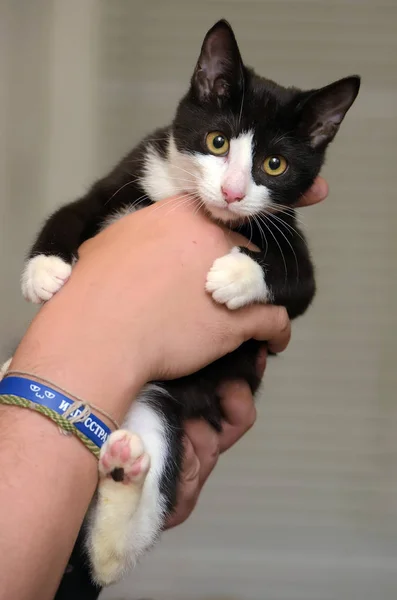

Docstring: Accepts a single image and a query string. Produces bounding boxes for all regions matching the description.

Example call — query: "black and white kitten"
[1,20,360,588]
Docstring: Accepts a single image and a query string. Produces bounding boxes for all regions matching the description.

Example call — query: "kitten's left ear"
[191,19,244,103]
[297,76,361,148]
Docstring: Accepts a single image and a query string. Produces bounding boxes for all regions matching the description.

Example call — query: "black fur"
[36,20,359,598]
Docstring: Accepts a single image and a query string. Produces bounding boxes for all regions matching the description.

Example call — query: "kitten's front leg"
[21,185,106,304]
[205,246,270,310]
[21,255,73,304]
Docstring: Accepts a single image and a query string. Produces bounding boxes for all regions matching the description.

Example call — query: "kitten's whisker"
[270,130,295,146]
[192,198,205,217]
[163,198,198,218]
[266,204,306,226]
[160,193,199,218]
[109,192,151,214]
[265,214,299,284]
[149,194,190,216]
[155,196,192,218]
[256,214,288,283]
[265,212,306,243]
[252,214,268,258]
[238,65,245,129]
[165,177,196,185]
[169,163,197,180]
[246,215,254,247]
[105,179,140,205]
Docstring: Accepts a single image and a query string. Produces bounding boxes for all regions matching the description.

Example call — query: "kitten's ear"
[191,20,244,103]
[297,76,360,148]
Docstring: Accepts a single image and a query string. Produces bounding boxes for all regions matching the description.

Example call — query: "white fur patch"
[100,204,138,230]
[139,132,271,224]
[140,142,182,202]
[87,384,169,585]
[193,132,270,222]
[206,247,270,309]
[21,255,72,304]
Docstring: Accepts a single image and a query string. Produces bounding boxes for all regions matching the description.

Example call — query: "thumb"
[239,304,291,354]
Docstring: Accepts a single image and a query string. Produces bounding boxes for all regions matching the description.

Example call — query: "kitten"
[2,20,360,590]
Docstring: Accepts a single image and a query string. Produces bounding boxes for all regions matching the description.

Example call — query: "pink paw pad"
[99,430,150,485]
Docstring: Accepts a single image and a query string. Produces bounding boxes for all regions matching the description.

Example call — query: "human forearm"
[0,287,148,600]
[0,404,97,600]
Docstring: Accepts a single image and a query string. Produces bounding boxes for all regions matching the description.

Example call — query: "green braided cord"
[0,394,100,458]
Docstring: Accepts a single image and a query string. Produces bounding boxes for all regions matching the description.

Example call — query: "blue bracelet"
[0,376,112,450]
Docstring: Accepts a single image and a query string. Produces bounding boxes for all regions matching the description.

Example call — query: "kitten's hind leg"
[88,430,150,586]
[87,386,178,587]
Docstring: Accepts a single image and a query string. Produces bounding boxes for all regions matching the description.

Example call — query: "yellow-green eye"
[263,155,288,176]
[205,131,229,156]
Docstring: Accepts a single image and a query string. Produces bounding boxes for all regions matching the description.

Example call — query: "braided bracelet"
[0,372,120,459]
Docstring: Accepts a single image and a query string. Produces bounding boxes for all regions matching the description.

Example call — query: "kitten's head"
[171,20,360,223]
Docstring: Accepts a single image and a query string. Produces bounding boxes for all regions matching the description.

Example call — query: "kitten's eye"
[205,132,229,156]
[263,155,288,176]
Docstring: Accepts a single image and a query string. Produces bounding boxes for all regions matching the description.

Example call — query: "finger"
[296,177,329,207]
[184,419,220,486]
[217,381,256,453]
[217,343,266,453]
[239,304,290,354]
[167,420,220,529]
[165,421,220,529]
[164,436,200,529]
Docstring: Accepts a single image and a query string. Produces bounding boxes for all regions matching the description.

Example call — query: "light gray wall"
[0,0,100,357]
[2,2,397,599]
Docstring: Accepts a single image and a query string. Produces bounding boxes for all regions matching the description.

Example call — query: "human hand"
[11,177,327,422]
[164,178,329,529]
[11,197,290,420]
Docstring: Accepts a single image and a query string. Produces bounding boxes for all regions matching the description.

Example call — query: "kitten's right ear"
[191,20,244,103]
[296,75,360,149]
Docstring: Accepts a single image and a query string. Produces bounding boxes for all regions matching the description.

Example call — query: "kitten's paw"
[21,255,72,303]
[206,247,269,310]
[99,430,151,485]
[0,358,12,381]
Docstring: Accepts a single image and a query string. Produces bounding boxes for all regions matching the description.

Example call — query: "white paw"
[0,358,12,381]
[21,255,72,303]
[99,430,151,485]
[205,247,269,310]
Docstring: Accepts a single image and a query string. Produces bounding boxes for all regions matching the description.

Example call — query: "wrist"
[11,285,148,423]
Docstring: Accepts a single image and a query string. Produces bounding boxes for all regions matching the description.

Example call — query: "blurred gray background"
[1,1,397,599]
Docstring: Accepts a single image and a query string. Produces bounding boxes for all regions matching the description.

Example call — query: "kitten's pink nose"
[221,186,246,204]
